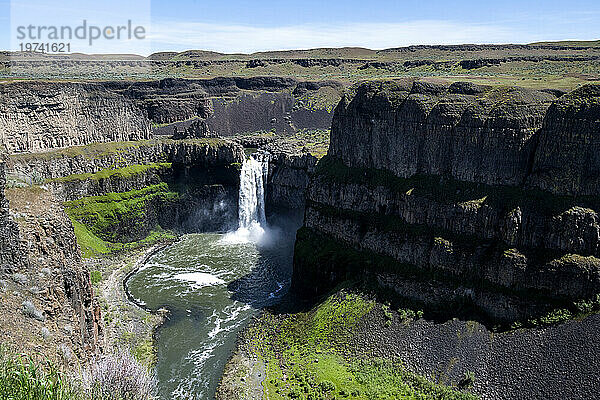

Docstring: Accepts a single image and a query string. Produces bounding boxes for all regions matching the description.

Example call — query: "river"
[126,153,302,399]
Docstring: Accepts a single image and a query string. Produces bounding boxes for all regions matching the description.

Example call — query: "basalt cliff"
[294,79,600,324]
[0,77,340,154]
[0,160,102,364]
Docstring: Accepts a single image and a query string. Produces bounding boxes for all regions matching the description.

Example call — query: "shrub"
[72,350,157,400]
[0,346,156,400]
[90,270,103,285]
[0,346,76,400]
[11,273,28,285]
[458,371,476,389]
[22,300,45,321]
[319,380,336,392]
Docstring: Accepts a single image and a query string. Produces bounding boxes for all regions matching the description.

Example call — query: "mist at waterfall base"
[127,153,301,399]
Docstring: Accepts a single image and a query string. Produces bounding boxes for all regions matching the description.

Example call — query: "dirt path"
[90,243,171,365]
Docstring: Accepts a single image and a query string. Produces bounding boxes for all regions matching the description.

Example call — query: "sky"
[0,0,598,55]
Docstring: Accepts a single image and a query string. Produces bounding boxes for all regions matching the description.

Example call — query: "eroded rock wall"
[0,161,101,364]
[294,80,600,323]
[0,82,151,154]
[7,139,244,181]
[104,77,342,136]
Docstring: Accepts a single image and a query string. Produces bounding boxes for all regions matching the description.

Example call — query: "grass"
[72,220,112,258]
[64,183,178,243]
[246,290,477,400]
[0,344,157,400]
[72,219,175,259]
[90,270,103,285]
[47,163,172,184]
[0,346,76,400]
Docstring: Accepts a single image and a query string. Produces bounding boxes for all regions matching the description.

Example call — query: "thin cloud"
[148,20,527,54]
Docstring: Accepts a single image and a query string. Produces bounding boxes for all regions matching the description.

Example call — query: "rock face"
[527,85,600,196]
[105,77,342,136]
[7,139,244,181]
[267,152,317,210]
[0,161,28,273]
[330,80,557,186]
[0,161,101,363]
[0,82,151,154]
[172,119,216,140]
[0,77,340,155]
[9,139,245,244]
[294,80,600,323]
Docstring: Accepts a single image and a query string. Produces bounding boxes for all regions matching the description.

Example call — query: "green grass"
[72,218,175,259]
[246,290,476,400]
[0,346,77,400]
[48,163,172,184]
[90,270,103,285]
[64,183,178,243]
[72,220,113,258]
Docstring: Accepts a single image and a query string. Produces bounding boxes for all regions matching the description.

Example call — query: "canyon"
[1,73,599,399]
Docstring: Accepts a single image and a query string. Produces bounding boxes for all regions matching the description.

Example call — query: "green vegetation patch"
[72,218,175,259]
[64,183,178,242]
[246,290,476,399]
[0,346,76,400]
[48,163,172,184]
[296,86,343,113]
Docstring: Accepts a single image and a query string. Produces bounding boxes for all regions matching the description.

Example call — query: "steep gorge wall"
[295,79,600,323]
[0,161,101,363]
[104,77,342,136]
[267,152,317,210]
[7,139,243,181]
[9,139,246,244]
[0,82,151,154]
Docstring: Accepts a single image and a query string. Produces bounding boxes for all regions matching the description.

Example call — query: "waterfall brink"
[221,152,269,244]
[238,153,268,228]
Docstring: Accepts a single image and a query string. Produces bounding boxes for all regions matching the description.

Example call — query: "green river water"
[126,212,302,399]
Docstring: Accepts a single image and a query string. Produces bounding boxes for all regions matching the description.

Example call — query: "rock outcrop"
[0,161,101,364]
[267,152,317,210]
[0,161,28,273]
[294,79,600,323]
[10,139,245,244]
[0,82,151,154]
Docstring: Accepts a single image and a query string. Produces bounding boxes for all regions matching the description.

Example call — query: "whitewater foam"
[173,272,225,288]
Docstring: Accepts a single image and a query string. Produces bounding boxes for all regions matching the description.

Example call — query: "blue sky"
[0,0,598,54]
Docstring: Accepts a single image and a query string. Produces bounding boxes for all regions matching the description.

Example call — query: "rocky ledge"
[0,81,151,154]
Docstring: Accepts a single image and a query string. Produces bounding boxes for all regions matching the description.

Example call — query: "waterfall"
[221,152,269,244]
[238,153,268,228]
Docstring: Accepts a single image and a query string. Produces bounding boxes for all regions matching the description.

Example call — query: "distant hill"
[529,39,600,47]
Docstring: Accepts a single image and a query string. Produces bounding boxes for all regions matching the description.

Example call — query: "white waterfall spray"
[238,153,268,228]
[221,152,269,244]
